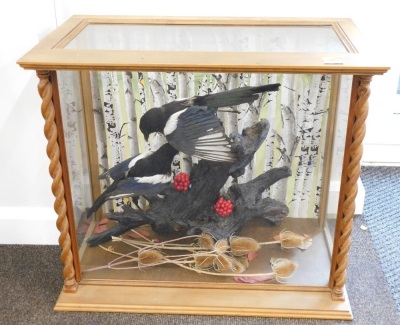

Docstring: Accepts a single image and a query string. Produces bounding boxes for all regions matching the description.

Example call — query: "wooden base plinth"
[55,284,352,320]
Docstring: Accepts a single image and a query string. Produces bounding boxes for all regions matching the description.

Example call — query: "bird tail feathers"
[195,83,280,108]
[85,180,119,218]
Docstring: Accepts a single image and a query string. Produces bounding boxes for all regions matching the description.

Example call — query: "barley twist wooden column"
[37,70,78,293]
[331,75,372,300]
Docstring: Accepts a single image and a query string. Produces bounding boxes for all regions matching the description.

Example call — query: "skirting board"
[362,144,400,165]
[55,284,353,320]
[0,207,59,245]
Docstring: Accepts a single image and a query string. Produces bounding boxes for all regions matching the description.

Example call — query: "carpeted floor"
[360,166,400,313]
[0,166,399,324]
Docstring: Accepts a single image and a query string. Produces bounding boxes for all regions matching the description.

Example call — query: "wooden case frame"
[18,16,389,319]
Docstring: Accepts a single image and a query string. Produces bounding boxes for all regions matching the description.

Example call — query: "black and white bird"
[139,83,280,162]
[86,143,179,218]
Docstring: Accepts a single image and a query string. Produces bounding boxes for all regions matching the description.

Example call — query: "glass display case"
[17,16,389,319]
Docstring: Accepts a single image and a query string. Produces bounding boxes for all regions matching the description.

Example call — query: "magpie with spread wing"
[86,143,178,218]
[139,83,281,162]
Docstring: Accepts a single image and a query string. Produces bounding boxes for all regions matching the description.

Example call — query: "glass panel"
[65,24,348,53]
[57,71,92,246]
[325,75,352,239]
[58,70,350,287]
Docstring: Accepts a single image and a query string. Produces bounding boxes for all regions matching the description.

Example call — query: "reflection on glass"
[65,24,348,53]
[57,71,92,246]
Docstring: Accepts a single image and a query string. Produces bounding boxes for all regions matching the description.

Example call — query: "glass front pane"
[58,70,350,287]
[65,24,348,53]
[57,71,92,245]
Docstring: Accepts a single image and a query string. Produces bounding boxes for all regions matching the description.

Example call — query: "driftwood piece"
[87,119,291,246]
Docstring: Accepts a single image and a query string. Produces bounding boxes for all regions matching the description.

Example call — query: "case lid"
[17,16,389,74]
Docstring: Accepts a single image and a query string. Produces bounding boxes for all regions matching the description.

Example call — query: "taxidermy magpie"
[139,83,280,162]
[86,143,179,218]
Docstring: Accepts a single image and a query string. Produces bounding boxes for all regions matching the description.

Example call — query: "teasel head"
[270,257,298,282]
[279,230,312,250]
[194,254,215,269]
[138,249,163,266]
[197,233,215,250]
[229,236,261,256]
[213,239,229,254]
[213,253,246,273]
[236,255,250,269]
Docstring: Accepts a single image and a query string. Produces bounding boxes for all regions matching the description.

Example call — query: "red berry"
[214,196,234,217]
[173,172,191,192]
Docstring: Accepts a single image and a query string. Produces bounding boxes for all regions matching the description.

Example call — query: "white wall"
[0,0,59,244]
[1,0,397,244]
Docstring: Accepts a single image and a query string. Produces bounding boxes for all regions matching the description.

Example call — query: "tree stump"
[87,119,291,246]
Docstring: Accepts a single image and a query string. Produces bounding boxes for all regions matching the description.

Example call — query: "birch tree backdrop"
[58,71,333,224]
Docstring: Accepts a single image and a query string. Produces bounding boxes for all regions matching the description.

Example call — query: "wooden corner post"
[36,70,78,293]
[330,75,372,300]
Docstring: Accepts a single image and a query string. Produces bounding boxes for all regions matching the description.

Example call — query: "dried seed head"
[213,253,234,272]
[230,258,247,274]
[138,249,163,266]
[270,258,298,282]
[194,254,215,269]
[214,239,229,254]
[213,254,246,274]
[230,236,261,256]
[279,230,312,250]
[197,233,215,250]
[237,256,250,269]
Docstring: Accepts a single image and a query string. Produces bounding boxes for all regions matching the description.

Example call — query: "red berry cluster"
[173,172,190,191]
[214,197,233,217]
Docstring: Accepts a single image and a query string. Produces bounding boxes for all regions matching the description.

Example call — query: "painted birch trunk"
[122,71,139,156]
[166,72,181,176]
[148,72,167,150]
[262,74,279,198]
[212,73,230,127]
[299,74,331,216]
[241,74,265,183]
[288,74,331,218]
[236,73,250,185]
[225,73,240,135]
[288,74,314,217]
[137,72,151,152]
[271,74,299,204]
[237,73,251,135]
[100,72,125,212]
[90,71,113,214]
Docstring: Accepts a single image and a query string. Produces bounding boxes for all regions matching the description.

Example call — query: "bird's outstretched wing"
[165,106,236,162]
[87,144,177,218]
[99,157,134,181]
[85,174,172,218]
[104,175,172,200]
[99,151,154,181]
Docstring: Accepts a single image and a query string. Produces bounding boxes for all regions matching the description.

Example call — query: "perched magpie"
[139,83,281,162]
[86,143,178,218]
